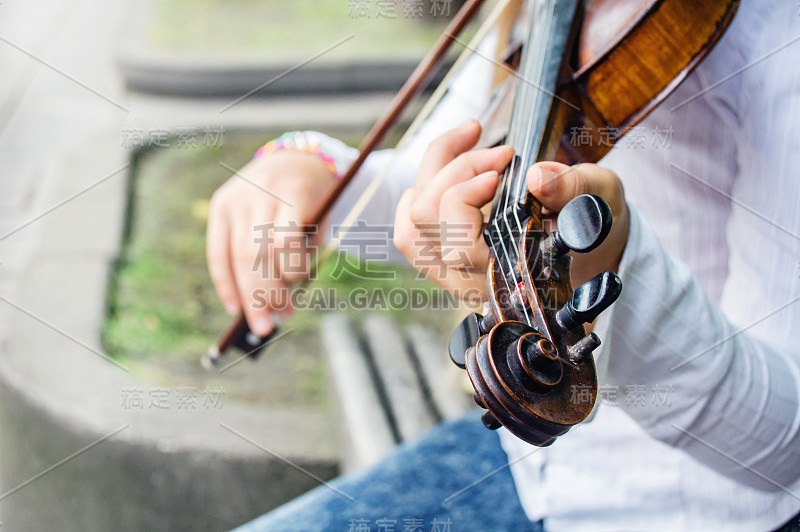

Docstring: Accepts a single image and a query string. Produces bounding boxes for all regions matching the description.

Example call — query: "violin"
[205,0,739,447]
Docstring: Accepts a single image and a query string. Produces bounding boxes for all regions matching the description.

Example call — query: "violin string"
[488,0,552,328]
[489,214,528,323]
[488,33,531,326]
[490,87,527,324]
[517,0,554,302]
[516,0,552,215]
[488,135,524,324]
[502,0,553,327]
[514,0,554,206]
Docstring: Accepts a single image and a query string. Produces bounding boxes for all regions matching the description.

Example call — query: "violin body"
[558,0,740,164]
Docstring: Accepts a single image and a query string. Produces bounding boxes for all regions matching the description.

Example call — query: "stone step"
[321,314,472,472]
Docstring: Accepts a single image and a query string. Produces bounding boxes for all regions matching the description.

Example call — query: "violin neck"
[486,0,581,241]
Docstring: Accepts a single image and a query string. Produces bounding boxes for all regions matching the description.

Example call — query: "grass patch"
[149,0,457,61]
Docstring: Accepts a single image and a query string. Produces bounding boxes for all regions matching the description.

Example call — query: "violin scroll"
[450,194,621,446]
[464,320,590,446]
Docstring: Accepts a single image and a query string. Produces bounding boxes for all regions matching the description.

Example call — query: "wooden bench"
[321,314,473,472]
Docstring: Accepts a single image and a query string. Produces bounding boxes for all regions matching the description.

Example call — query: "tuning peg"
[481,411,502,430]
[556,271,622,330]
[449,313,487,369]
[540,194,613,257]
[474,390,502,430]
[568,332,602,364]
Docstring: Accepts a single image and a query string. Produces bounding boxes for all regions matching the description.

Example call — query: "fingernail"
[252,316,273,336]
[537,167,558,195]
[475,170,499,181]
[225,301,240,316]
[458,118,478,129]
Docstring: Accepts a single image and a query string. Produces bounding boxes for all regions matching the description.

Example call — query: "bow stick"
[204,0,518,367]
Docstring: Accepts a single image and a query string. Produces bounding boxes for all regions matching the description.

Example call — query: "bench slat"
[363,315,438,442]
[320,314,396,471]
[406,323,473,420]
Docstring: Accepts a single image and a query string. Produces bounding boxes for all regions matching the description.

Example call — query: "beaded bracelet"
[254,131,342,179]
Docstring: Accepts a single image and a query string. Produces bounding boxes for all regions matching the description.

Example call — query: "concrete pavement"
[0,1,399,529]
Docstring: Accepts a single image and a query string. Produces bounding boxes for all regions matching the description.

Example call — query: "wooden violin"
[447,0,739,445]
[205,0,739,447]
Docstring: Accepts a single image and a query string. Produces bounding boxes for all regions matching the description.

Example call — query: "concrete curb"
[0,132,338,531]
[115,0,451,98]
[118,51,442,98]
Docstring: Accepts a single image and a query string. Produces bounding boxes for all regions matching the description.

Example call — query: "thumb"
[526,161,622,215]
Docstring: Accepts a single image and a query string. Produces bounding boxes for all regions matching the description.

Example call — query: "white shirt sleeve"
[603,203,800,491]
[598,0,800,491]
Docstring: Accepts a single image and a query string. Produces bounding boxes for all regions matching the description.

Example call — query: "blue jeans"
[233,410,540,532]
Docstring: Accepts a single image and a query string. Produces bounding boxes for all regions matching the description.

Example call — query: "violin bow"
[204,0,515,367]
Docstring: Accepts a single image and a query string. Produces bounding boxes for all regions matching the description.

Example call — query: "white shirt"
[329,0,800,529]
